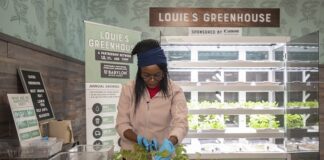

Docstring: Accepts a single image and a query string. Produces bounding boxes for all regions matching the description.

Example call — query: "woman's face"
[140,64,163,88]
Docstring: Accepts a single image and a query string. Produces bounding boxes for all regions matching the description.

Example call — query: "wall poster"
[7,94,41,146]
[85,21,141,147]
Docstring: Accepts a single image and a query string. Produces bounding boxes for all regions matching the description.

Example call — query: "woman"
[115,39,188,159]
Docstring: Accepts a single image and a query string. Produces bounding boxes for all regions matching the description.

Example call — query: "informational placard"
[86,83,121,146]
[7,94,41,146]
[95,49,133,63]
[101,63,129,79]
[18,68,55,122]
[85,21,141,146]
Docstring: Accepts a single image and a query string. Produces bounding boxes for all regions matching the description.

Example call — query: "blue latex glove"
[150,138,159,151]
[154,155,171,160]
[137,135,150,151]
[154,139,175,160]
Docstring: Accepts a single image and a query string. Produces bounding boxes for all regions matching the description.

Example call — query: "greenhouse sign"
[150,8,280,27]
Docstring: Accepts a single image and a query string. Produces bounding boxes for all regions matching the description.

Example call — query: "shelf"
[175,81,318,92]
[176,81,284,91]
[286,82,318,91]
[187,129,285,138]
[287,61,318,68]
[162,34,319,158]
[286,129,319,138]
[187,152,287,159]
[286,108,318,114]
[169,61,283,69]
[168,61,317,69]
[187,128,318,139]
[188,107,318,115]
[189,108,284,115]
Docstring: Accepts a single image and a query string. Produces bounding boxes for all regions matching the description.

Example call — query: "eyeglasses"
[141,72,163,81]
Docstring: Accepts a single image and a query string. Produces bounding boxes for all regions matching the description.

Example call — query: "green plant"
[189,101,280,109]
[205,115,225,130]
[188,114,225,130]
[243,101,278,108]
[173,144,190,160]
[187,101,224,109]
[287,101,303,108]
[305,101,318,108]
[262,101,278,108]
[187,101,199,109]
[248,115,279,129]
[211,101,224,108]
[287,101,319,108]
[286,114,304,129]
[225,102,239,108]
[188,114,199,130]
[200,101,212,108]
[113,143,189,160]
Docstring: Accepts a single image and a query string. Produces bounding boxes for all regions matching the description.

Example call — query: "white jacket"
[115,80,188,150]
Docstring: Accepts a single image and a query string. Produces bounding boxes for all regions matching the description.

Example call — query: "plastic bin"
[20,139,63,158]
[2,138,63,159]
[49,152,110,160]
[67,145,114,160]
[69,145,113,153]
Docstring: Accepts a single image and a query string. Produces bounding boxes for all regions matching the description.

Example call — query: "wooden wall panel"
[0,72,20,91]
[8,43,83,74]
[319,65,324,160]
[0,40,6,57]
[0,33,86,144]
[0,89,19,139]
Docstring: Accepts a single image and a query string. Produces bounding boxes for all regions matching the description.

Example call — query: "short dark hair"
[132,39,169,111]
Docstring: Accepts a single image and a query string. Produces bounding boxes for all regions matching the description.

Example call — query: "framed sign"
[7,94,41,146]
[18,68,55,122]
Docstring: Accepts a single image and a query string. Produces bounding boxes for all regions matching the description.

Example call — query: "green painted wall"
[0,0,323,63]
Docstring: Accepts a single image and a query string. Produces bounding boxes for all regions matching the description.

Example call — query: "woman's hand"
[154,139,175,160]
[150,138,159,151]
[137,135,150,151]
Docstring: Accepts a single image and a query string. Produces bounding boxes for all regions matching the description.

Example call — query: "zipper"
[143,99,150,153]
[144,90,150,141]
[145,100,150,133]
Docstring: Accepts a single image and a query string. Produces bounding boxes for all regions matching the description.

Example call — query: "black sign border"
[18,68,55,122]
